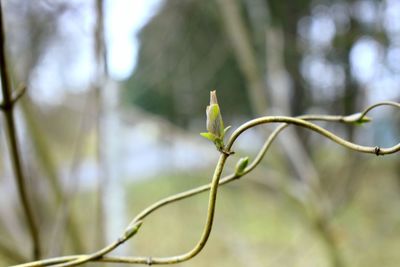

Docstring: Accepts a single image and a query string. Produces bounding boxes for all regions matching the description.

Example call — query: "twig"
[216,0,268,115]
[51,153,230,267]
[48,221,143,267]
[12,102,400,267]
[11,83,27,103]
[357,101,400,118]
[226,117,399,155]
[0,2,40,259]
[0,83,26,110]
[19,123,288,267]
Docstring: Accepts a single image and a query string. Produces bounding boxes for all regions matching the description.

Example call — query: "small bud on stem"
[235,157,249,176]
[200,90,232,154]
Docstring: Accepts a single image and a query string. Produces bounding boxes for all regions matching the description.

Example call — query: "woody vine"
[10,90,400,267]
[0,2,399,267]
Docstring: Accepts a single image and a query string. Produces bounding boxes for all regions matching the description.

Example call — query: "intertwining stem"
[226,116,400,155]
[12,102,400,267]
[52,153,230,267]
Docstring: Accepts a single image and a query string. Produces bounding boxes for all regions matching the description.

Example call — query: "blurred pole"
[101,80,125,247]
[265,26,320,192]
[265,21,345,267]
[94,0,126,257]
[93,0,107,249]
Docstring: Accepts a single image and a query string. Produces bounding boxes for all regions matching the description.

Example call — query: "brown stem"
[0,2,40,260]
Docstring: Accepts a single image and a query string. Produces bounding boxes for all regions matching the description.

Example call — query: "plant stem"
[12,102,400,266]
[51,152,229,267]
[226,116,400,155]
[0,2,40,260]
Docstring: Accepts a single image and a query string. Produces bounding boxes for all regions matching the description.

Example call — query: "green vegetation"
[123,155,400,267]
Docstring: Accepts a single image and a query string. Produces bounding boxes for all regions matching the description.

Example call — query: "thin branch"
[51,153,230,267]
[45,221,143,267]
[357,101,400,118]
[12,102,400,267]
[17,123,290,267]
[0,83,26,110]
[216,0,268,115]
[10,83,26,105]
[226,117,399,155]
[0,3,40,259]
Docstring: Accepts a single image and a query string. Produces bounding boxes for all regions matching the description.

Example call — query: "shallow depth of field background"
[0,0,400,266]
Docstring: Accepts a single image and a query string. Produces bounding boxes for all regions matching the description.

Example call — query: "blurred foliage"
[0,0,399,266]
[124,0,399,130]
[124,0,252,127]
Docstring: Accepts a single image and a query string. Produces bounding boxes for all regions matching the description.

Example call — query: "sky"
[29,0,163,104]
[104,0,163,80]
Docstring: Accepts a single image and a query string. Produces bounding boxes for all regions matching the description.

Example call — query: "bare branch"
[0,3,40,260]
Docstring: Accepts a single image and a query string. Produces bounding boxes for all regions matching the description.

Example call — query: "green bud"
[206,90,225,138]
[343,112,372,125]
[201,90,232,153]
[235,157,249,175]
[123,220,143,239]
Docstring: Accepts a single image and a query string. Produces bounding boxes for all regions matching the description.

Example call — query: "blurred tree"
[268,0,312,116]
[124,0,399,133]
[1,0,101,260]
[0,0,399,266]
[123,0,253,128]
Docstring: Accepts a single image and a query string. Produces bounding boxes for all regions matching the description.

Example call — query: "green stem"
[13,102,400,266]
[50,153,229,267]
[226,116,400,155]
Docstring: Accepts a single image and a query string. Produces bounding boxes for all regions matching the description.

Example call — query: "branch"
[41,152,230,267]
[217,0,268,115]
[226,117,399,155]
[0,3,40,259]
[0,83,26,110]
[12,102,400,267]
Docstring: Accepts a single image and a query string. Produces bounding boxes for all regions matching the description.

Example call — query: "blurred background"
[0,0,400,266]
